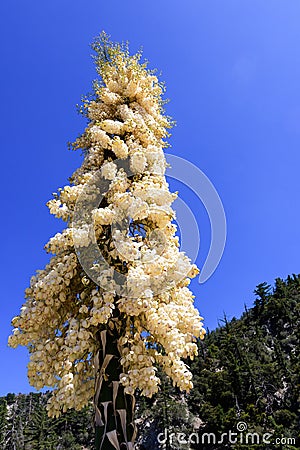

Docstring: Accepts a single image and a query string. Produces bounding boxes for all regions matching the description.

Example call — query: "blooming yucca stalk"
[9,33,205,449]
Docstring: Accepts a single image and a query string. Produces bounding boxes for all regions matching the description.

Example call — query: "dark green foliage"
[1,274,299,449]
[24,395,57,449]
[0,398,8,448]
[0,392,94,449]
[187,274,300,449]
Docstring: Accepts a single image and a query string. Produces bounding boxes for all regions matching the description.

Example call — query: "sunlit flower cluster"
[9,36,205,417]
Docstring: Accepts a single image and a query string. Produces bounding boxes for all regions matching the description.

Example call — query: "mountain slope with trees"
[187,274,300,449]
[2,274,299,449]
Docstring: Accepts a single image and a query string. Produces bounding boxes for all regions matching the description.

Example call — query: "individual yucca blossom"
[8,33,205,449]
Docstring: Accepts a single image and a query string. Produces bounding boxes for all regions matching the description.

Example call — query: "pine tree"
[8,33,205,449]
[24,396,57,450]
[254,282,271,314]
[0,398,8,448]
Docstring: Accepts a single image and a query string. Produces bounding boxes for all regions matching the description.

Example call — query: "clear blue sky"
[1,1,300,395]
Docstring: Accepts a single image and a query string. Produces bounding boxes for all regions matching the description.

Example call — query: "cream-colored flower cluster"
[9,37,205,417]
